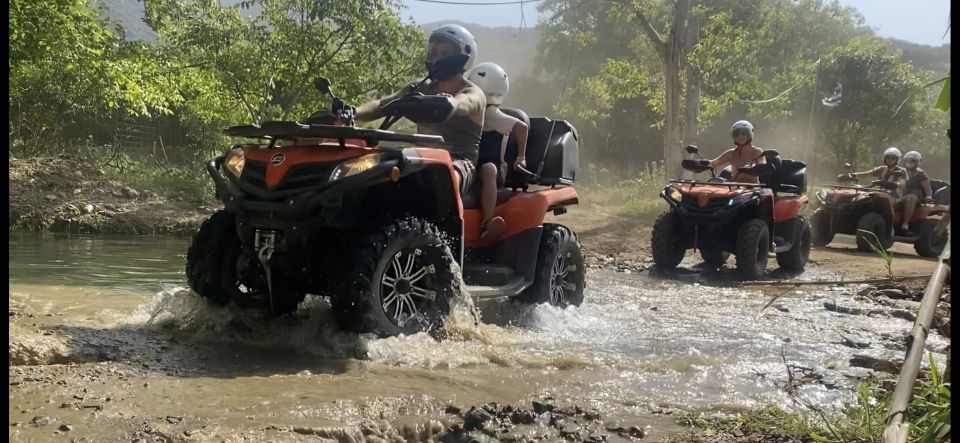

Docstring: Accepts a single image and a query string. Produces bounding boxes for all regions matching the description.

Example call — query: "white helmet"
[467,62,509,105]
[428,24,478,72]
[903,150,921,162]
[731,120,754,144]
[883,147,902,160]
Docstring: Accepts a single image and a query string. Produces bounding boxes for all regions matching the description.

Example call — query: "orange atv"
[651,146,811,279]
[186,76,584,337]
[810,163,949,257]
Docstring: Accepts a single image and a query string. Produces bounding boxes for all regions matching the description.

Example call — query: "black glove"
[837,173,854,181]
[698,159,711,167]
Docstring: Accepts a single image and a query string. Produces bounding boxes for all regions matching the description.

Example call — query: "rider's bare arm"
[449,85,486,124]
[922,178,933,199]
[513,120,528,165]
[355,86,411,122]
[709,149,733,167]
[852,166,883,178]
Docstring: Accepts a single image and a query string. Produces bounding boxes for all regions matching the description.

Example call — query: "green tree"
[142,0,426,126]
[814,36,925,169]
[10,0,180,146]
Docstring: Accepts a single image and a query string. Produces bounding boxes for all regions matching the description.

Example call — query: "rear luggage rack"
[670,180,763,188]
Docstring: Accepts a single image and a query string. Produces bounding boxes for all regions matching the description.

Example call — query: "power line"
[408,0,542,5]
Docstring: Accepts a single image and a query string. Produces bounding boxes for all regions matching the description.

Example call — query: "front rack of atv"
[819,184,885,192]
[225,121,449,149]
[669,179,763,188]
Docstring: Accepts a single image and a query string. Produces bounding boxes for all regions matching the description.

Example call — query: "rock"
[45,194,58,201]
[554,406,579,417]
[889,309,917,322]
[73,188,82,195]
[82,204,94,214]
[97,169,105,176]
[626,426,646,438]
[31,416,52,427]
[463,407,492,432]
[143,190,155,198]
[840,336,870,349]
[774,304,790,312]
[58,424,73,432]
[583,409,601,421]
[166,416,182,424]
[510,409,535,425]
[28,178,36,184]
[122,187,140,199]
[479,422,499,437]
[532,400,555,415]
[111,189,124,197]
[560,424,581,440]
[586,432,608,443]
[445,405,462,415]
[877,289,908,299]
[499,431,521,443]
[850,355,902,374]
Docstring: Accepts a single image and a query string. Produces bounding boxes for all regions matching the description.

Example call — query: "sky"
[398,0,951,46]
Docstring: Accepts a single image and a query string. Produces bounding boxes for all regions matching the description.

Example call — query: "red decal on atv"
[245,146,370,190]
[464,187,578,247]
[773,195,808,222]
[697,193,710,208]
[414,148,463,218]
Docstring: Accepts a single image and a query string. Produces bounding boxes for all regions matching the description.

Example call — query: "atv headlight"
[330,153,384,181]
[728,193,756,206]
[224,147,245,178]
[666,187,682,203]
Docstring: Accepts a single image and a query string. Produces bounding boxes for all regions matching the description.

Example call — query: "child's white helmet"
[467,62,509,105]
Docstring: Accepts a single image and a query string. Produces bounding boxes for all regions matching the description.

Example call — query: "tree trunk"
[664,51,683,178]
[681,12,701,180]
[633,0,696,179]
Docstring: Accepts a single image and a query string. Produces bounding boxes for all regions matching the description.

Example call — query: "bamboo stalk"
[741,275,932,286]
[882,225,950,443]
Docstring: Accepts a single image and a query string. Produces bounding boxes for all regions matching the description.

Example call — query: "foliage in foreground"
[668,354,950,443]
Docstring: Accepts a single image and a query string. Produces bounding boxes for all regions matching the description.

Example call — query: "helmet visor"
[732,129,751,138]
[884,155,899,162]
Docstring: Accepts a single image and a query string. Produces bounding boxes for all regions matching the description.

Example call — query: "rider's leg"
[479,163,505,243]
[901,194,918,232]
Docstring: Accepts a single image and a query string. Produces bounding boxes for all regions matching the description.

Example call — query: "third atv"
[809,163,950,257]
[651,146,811,279]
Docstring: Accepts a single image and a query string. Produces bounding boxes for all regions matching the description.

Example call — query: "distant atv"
[651,146,811,279]
[810,163,949,257]
[185,74,584,337]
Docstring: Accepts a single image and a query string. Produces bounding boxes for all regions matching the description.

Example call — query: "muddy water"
[8,233,948,441]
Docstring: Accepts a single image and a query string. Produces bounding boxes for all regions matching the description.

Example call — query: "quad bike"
[650,145,811,279]
[809,163,950,257]
[185,71,584,338]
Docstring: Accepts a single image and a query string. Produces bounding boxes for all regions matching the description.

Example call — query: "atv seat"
[501,108,579,190]
[461,188,516,209]
[758,150,807,194]
[930,179,950,205]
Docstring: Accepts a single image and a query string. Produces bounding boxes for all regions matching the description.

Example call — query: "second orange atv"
[651,146,811,279]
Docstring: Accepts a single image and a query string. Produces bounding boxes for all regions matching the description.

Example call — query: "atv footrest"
[464,264,517,287]
[463,264,530,301]
[465,276,529,301]
[892,234,921,242]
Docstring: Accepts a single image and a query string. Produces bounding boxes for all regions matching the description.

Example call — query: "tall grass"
[579,161,670,220]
